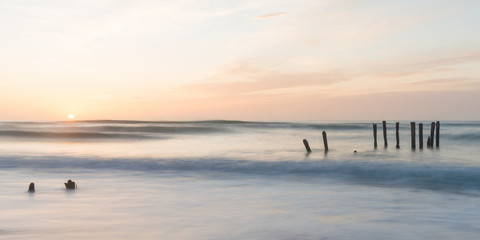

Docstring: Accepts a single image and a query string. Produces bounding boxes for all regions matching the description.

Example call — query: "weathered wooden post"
[429,122,435,148]
[395,122,400,149]
[322,131,329,152]
[65,179,76,190]
[410,122,416,149]
[419,123,423,149]
[303,139,312,153]
[436,121,440,147]
[28,182,35,193]
[382,121,388,148]
[373,123,378,149]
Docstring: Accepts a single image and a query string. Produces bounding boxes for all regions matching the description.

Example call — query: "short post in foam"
[419,123,423,149]
[65,180,77,190]
[28,183,35,193]
[429,122,435,148]
[410,122,416,150]
[322,131,329,152]
[395,122,400,149]
[382,121,388,148]
[303,139,312,153]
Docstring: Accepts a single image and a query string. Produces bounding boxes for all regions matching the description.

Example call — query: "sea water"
[0,120,479,239]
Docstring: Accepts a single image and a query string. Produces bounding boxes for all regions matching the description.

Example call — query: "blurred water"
[0,121,479,239]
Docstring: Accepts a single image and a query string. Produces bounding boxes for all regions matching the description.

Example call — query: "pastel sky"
[1,0,479,121]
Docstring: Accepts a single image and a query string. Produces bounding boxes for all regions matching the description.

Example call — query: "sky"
[1,0,479,121]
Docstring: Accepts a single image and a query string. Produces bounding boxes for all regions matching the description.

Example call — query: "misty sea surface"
[0,120,479,239]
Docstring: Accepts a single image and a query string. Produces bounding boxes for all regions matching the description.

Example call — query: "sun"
[68,114,75,120]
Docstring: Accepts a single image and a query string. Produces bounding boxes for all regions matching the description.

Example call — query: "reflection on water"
[1,170,480,240]
[1,121,480,239]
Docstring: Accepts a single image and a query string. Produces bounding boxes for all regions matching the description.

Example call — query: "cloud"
[253,12,286,20]
[369,48,480,79]
[180,44,480,99]
[406,77,470,86]
[154,87,480,121]
[296,89,480,121]
[386,77,480,94]
[181,61,349,96]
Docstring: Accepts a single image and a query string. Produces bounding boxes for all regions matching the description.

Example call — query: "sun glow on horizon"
[68,114,75,120]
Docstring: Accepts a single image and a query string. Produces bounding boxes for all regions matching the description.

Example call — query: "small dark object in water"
[28,182,35,193]
[354,150,357,153]
[303,139,312,153]
[382,121,388,148]
[322,131,329,152]
[65,180,76,189]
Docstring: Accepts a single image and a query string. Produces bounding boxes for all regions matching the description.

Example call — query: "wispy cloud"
[368,48,480,79]
[395,77,480,92]
[253,12,286,20]
[181,61,348,96]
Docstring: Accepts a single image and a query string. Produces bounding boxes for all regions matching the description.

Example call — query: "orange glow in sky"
[0,1,479,121]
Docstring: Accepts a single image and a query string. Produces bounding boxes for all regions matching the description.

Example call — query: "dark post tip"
[429,122,435,148]
[322,131,329,152]
[410,122,416,150]
[28,182,35,193]
[419,123,424,149]
[382,121,388,148]
[395,122,400,149]
[303,139,312,153]
[65,179,77,190]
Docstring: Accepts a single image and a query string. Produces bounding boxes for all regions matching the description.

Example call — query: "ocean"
[0,120,479,239]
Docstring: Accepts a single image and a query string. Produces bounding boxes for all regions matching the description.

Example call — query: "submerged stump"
[28,182,35,193]
[65,180,77,190]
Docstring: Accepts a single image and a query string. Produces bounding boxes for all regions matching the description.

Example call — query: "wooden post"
[303,139,312,153]
[429,122,435,148]
[373,123,378,149]
[322,131,329,152]
[28,182,35,193]
[395,122,400,149]
[410,122,416,149]
[65,180,76,190]
[436,121,440,147]
[382,121,388,148]
[419,123,423,149]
